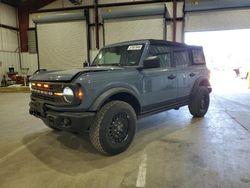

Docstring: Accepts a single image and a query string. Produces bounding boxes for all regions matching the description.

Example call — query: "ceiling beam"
[26,0,57,12]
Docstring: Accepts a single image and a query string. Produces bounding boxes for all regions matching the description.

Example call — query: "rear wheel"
[89,101,136,155]
[188,86,210,117]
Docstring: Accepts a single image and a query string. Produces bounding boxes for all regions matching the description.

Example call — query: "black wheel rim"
[200,95,209,111]
[108,112,129,144]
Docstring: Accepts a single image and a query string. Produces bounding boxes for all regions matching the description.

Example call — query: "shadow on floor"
[22,109,202,175]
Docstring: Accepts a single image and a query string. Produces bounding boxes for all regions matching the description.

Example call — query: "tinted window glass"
[149,45,171,68]
[150,45,169,54]
[174,50,190,68]
[157,53,171,67]
[192,49,206,64]
[92,44,144,66]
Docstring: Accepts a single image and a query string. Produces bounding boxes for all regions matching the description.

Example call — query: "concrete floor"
[1,80,250,188]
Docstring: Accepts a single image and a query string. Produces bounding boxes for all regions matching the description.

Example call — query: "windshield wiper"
[98,63,121,66]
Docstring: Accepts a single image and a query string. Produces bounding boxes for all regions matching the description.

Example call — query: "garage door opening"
[185,29,250,94]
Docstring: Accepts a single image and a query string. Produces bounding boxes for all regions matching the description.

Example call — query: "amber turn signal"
[43,84,49,88]
[54,92,63,96]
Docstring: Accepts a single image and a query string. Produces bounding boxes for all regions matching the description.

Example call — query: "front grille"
[31,92,55,102]
[30,82,63,104]
[30,81,81,107]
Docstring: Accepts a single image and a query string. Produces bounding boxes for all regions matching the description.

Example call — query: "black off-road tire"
[188,86,210,117]
[89,101,136,155]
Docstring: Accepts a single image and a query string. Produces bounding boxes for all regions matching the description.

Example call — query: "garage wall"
[26,0,184,71]
[0,3,20,83]
[21,53,38,75]
[166,2,184,42]
[101,2,184,44]
[185,8,250,32]
[167,22,183,42]
[0,3,17,27]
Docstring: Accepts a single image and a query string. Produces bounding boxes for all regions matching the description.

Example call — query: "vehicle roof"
[105,39,203,49]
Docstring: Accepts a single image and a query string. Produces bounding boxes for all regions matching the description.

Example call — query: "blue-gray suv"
[29,39,212,155]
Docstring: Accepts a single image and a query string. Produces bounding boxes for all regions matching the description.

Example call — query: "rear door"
[173,48,194,98]
[141,44,178,111]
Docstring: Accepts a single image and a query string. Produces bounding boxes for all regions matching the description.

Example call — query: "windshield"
[92,44,144,66]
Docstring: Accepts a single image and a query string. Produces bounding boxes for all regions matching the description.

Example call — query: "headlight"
[63,87,74,103]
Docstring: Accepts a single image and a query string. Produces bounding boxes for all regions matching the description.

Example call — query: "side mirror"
[143,56,160,69]
[83,60,89,67]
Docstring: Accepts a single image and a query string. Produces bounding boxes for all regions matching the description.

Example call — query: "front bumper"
[29,101,95,132]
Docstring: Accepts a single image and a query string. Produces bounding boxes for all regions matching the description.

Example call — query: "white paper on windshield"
[127,45,143,50]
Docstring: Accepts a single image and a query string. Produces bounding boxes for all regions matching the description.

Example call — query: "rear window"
[192,49,206,65]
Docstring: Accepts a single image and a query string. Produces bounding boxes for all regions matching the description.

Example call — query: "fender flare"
[89,87,141,111]
[190,76,211,98]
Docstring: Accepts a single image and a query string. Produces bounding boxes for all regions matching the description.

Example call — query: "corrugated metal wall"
[0,2,20,84]
[21,53,38,75]
[0,3,17,27]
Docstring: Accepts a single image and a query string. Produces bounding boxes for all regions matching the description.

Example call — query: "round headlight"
[63,87,74,103]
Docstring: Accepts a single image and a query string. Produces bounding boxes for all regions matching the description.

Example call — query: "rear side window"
[149,45,172,68]
[174,50,190,68]
[192,49,206,65]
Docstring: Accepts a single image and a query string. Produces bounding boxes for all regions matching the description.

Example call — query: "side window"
[157,54,171,68]
[192,49,206,65]
[173,50,190,68]
[149,45,172,68]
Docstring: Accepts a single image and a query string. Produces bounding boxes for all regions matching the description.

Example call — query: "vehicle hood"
[29,66,123,82]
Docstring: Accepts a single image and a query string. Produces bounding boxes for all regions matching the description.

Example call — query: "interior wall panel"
[0,2,20,84]
[21,53,38,75]
[166,22,183,43]
[166,2,184,18]
[185,9,250,32]
[0,28,19,52]
[167,23,173,41]
[0,3,18,27]
[176,22,183,42]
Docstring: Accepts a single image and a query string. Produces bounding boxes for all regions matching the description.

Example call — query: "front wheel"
[188,86,210,117]
[89,101,137,155]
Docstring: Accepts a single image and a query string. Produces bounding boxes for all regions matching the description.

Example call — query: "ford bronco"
[29,39,212,155]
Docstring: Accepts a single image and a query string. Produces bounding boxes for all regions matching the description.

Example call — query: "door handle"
[189,73,196,77]
[168,75,176,80]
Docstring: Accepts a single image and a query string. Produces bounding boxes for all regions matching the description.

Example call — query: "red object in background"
[7,72,25,85]
[7,72,18,81]
[16,76,25,84]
